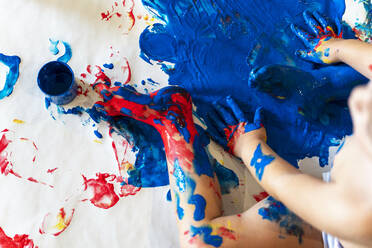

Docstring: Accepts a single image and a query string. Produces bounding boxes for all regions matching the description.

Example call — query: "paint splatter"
[259,196,304,244]
[253,191,269,202]
[82,173,120,209]
[0,53,21,100]
[39,208,75,237]
[12,119,25,124]
[0,227,38,248]
[250,144,275,181]
[101,0,136,34]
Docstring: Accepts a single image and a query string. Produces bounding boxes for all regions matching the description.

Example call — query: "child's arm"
[291,11,372,80]
[207,97,372,245]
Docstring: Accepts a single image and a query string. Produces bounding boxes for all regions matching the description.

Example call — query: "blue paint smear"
[213,161,239,194]
[139,0,369,168]
[187,177,207,221]
[175,191,184,220]
[190,225,223,247]
[49,39,60,55]
[174,159,186,192]
[0,54,21,100]
[57,41,72,64]
[250,143,275,181]
[166,189,172,201]
[94,130,103,139]
[103,63,114,69]
[259,196,304,244]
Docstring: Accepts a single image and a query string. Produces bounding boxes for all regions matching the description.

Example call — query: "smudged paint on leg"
[190,225,223,247]
[259,196,304,244]
[187,177,206,221]
[175,191,184,220]
[0,53,21,100]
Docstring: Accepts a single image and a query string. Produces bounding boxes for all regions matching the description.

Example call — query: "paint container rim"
[37,61,75,97]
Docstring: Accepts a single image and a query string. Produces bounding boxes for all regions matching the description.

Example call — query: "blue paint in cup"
[37,61,77,105]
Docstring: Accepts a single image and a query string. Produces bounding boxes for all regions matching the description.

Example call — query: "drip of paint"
[0,53,21,100]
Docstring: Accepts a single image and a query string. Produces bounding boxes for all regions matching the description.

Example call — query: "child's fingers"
[207,108,227,134]
[226,96,246,122]
[215,103,236,125]
[254,107,263,127]
[291,24,315,49]
[312,11,328,33]
[303,10,322,36]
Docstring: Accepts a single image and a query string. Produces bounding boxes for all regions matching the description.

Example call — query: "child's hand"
[291,11,343,64]
[206,96,266,157]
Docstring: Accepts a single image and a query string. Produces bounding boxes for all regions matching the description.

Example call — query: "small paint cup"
[37,61,77,105]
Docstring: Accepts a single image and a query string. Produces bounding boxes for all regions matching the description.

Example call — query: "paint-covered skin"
[291,11,343,64]
[206,96,263,154]
[139,0,369,170]
[0,227,38,248]
[259,196,305,244]
[250,144,275,181]
[0,53,21,100]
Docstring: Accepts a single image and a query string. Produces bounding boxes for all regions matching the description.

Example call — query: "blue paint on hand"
[190,225,223,247]
[0,53,21,100]
[250,144,275,181]
[259,196,304,244]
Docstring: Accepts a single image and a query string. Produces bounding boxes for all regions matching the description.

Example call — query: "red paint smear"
[0,227,38,248]
[253,191,269,202]
[369,64,372,72]
[101,0,135,32]
[237,214,241,217]
[95,85,198,173]
[119,183,141,197]
[53,208,75,237]
[83,173,119,209]
[209,180,222,200]
[123,59,132,85]
[47,168,58,174]
[87,65,111,85]
[0,134,11,176]
[218,227,237,240]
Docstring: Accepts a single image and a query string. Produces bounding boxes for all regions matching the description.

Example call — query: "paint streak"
[0,53,21,100]
[12,119,25,124]
[94,130,103,139]
[0,227,38,248]
[49,39,60,55]
[139,0,368,169]
[259,196,304,244]
[213,161,239,194]
[39,208,75,237]
[217,227,237,241]
[369,64,372,72]
[47,168,58,174]
[175,191,184,220]
[250,144,275,181]
[187,177,207,221]
[190,225,223,247]
[57,41,72,64]
[82,173,120,209]
[253,191,269,202]
[101,0,136,33]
